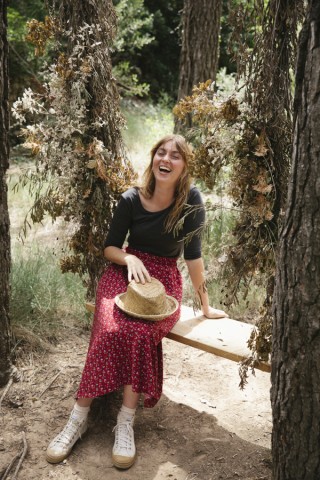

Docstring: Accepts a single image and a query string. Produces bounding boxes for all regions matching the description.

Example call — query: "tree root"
[0,366,22,410]
[0,431,28,480]
[0,378,13,410]
[0,451,20,480]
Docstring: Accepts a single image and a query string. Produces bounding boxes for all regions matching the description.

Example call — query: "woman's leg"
[77,397,94,408]
[123,385,140,409]
[112,385,140,469]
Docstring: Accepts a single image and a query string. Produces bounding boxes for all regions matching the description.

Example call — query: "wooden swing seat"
[85,303,270,373]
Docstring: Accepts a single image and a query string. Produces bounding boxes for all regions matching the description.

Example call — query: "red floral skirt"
[76,248,182,407]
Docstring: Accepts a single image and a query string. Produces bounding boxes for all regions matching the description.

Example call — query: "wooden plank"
[86,302,95,314]
[85,303,270,372]
[168,305,270,372]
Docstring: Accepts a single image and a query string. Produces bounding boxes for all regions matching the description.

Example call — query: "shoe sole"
[46,451,70,464]
[45,428,88,464]
[112,452,137,469]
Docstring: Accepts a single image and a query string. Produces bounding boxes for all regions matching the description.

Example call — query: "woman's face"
[152,140,186,188]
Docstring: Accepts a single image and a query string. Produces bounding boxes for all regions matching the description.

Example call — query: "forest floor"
[1,329,272,480]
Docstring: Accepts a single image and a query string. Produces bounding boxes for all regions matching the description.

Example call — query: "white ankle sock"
[71,403,90,421]
[118,405,136,423]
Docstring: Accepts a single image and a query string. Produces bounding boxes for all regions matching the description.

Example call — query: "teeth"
[159,166,171,172]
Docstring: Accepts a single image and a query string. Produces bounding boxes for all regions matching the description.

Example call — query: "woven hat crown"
[123,278,166,315]
[115,277,179,321]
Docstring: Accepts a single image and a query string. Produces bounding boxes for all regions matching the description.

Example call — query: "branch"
[0,432,28,480]
[0,378,13,409]
[12,432,28,480]
[9,43,43,88]
[0,451,20,480]
[38,370,62,398]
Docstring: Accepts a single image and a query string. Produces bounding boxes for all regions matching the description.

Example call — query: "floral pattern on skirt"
[76,248,182,407]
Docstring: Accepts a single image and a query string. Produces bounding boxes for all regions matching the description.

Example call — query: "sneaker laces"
[52,416,84,447]
[113,422,134,452]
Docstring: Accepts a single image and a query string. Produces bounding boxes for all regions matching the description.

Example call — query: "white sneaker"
[112,417,136,469]
[46,415,88,463]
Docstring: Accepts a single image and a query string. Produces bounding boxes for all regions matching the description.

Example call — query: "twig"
[12,432,28,480]
[0,451,20,480]
[8,43,43,87]
[1,432,28,480]
[0,378,13,409]
[173,366,183,385]
[38,370,62,398]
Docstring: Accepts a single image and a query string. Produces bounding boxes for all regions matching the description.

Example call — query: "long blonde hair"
[140,134,193,233]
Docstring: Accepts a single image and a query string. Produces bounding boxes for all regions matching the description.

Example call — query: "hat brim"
[114,293,179,321]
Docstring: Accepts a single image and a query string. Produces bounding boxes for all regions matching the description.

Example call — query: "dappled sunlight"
[152,461,188,479]
[163,339,271,449]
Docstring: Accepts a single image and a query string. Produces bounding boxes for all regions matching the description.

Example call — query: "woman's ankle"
[71,403,90,422]
[76,397,93,408]
[118,404,136,424]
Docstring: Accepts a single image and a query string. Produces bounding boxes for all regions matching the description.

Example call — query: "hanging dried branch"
[12,1,136,298]
[174,0,305,373]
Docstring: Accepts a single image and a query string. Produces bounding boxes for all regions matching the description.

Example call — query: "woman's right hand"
[124,254,151,284]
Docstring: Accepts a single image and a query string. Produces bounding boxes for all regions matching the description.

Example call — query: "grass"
[8,169,90,350]
[10,244,89,344]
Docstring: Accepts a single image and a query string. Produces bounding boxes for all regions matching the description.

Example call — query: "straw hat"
[115,277,179,321]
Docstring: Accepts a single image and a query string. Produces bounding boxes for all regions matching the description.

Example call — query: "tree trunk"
[0,0,12,387]
[48,0,134,298]
[271,1,320,478]
[177,0,222,102]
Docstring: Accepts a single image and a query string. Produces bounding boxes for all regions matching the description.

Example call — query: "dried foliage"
[174,81,276,303]
[26,15,56,55]
[12,1,136,298]
[174,0,304,376]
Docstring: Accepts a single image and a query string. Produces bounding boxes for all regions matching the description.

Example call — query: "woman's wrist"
[123,253,135,265]
[201,305,210,317]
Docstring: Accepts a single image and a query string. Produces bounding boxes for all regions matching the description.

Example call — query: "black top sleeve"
[182,187,205,260]
[103,194,133,249]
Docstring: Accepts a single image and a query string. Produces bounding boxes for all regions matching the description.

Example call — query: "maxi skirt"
[76,248,182,407]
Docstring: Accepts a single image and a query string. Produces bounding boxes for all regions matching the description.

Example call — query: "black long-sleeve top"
[104,186,205,260]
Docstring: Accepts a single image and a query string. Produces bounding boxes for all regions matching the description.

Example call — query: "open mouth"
[159,166,171,173]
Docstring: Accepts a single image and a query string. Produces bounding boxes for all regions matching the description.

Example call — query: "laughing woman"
[45,134,228,469]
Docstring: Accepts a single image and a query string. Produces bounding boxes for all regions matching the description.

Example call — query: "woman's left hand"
[202,306,229,319]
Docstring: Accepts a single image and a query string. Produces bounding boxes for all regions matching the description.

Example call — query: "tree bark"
[0,0,12,387]
[271,1,320,478]
[177,0,222,102]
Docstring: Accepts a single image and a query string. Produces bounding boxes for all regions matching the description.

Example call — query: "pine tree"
[0,0,12,387]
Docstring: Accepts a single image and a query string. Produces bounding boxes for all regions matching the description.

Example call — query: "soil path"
[1,329,272,480]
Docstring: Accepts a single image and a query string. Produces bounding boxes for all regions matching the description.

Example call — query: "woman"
[46,134,227,469]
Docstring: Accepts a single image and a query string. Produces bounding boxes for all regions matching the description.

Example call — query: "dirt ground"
[1,326,272,480]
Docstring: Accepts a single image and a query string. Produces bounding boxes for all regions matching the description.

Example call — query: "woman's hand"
[202,306,229,319]
[124,254,151,284]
